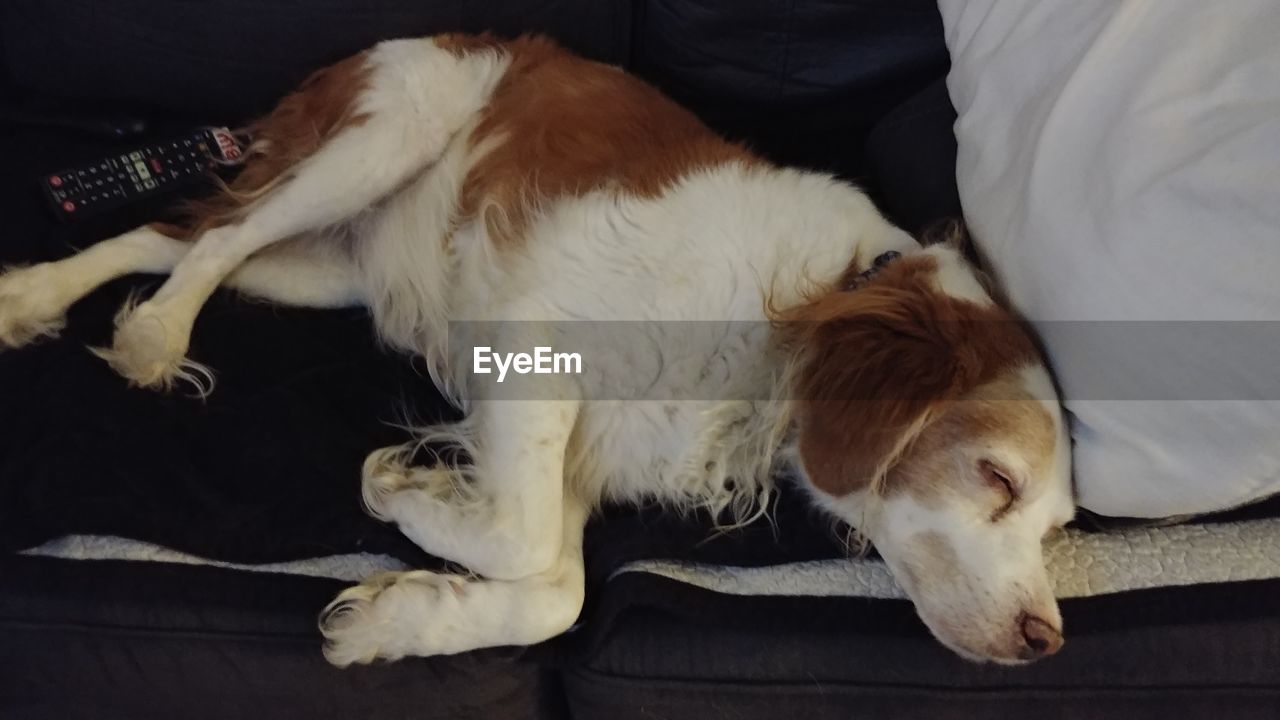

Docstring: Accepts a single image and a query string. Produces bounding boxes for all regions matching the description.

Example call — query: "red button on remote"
[62,200,76,212]
[50,175,64,187]
[151,158,164,173]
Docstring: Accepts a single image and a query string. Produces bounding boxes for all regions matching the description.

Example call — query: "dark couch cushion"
[0,555,562,720]
[0,0,632,121]
[865,78,962,234]
[632,0,949,175]
[1,0,951,181]
[564,574,1280,720]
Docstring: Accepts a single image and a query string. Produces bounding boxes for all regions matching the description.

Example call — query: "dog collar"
[843,250,902,291]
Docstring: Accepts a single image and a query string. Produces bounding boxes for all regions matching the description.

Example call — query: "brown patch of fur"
[147,221,189,239]
[453,34,761,243]
[775,255,1042,497]
[161,52,374,240]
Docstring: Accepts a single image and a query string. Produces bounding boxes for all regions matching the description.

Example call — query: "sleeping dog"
[0,34,1074,665]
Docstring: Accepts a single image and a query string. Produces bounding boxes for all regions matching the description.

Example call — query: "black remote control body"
[41,126,245,222]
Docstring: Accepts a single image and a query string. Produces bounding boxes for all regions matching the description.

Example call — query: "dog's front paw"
[91,298,214,396]
[319,570,471,667]
[0,265,68,350]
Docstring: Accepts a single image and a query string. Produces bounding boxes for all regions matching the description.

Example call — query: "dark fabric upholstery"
[0,0,947,178]
[0,0,633,121]
[864,77,962,234]
[0,555,564,720]
[564,575,1280,720]
[631,0,948,176]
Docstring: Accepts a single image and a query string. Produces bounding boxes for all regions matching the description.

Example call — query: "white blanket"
[24,516,1280,599]
[621,517,1280,600]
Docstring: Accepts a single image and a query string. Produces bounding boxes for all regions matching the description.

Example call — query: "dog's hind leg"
[96,38,509,391]
[362,394,581,582]
[320,492,589,665]
[0,227,188,349]
[1,226,363,356]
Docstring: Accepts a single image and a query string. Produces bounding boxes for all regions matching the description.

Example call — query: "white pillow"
[938,0,1280,517]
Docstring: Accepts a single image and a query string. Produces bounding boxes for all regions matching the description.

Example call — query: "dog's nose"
[1018,614,1064,659]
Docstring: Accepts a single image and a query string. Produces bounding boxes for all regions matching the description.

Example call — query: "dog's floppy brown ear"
[784,258,974,497]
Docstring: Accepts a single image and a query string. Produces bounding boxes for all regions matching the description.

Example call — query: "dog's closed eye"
[981,459,1019,521]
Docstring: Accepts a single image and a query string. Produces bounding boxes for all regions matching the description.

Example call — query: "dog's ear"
[786,259,974,497]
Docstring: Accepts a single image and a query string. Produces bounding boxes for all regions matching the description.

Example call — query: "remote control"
[41,126,245,222]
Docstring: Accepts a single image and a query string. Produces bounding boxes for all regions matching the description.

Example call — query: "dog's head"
[785,244,1073,664]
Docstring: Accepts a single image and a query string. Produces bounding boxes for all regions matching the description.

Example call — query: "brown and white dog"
[0,34,1074,665]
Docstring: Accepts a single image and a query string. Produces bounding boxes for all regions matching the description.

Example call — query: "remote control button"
[62,200,76,213]
[49,175,63,187]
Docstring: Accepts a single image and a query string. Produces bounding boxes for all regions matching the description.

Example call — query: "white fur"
[0,37,1073,666]
[321,497,589,666]
[923,243,994,306]
[0,229,186,348]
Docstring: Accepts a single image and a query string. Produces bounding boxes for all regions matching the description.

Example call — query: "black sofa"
[3,2,1279,719]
